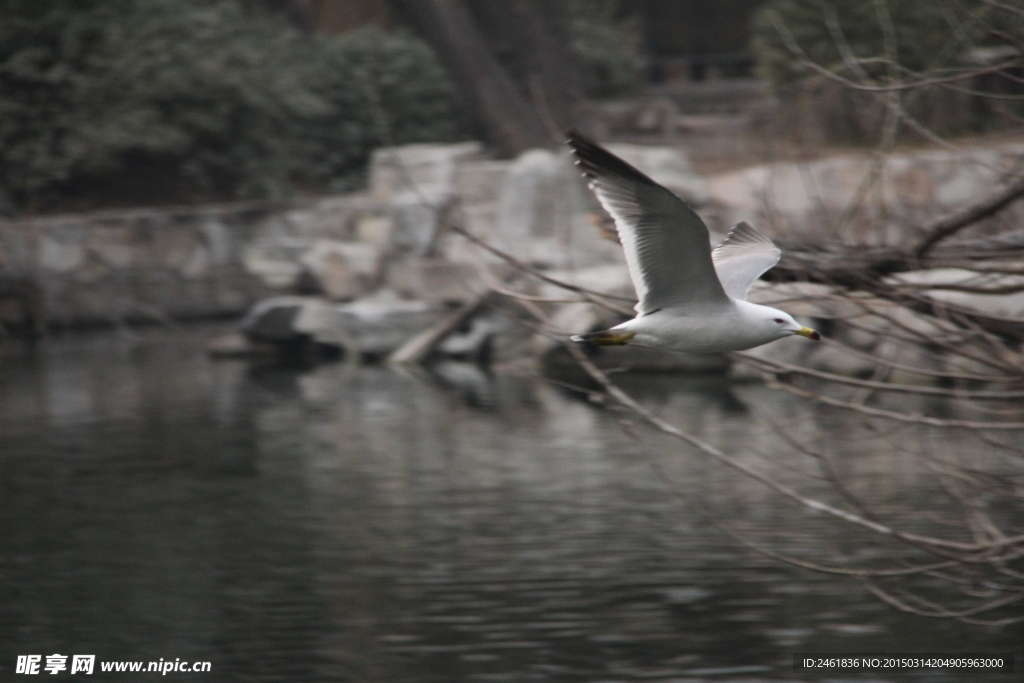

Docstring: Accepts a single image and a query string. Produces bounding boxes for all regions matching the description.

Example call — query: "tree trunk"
[388,0,590,156]
[387,0,554,156]
[466,0,587,137]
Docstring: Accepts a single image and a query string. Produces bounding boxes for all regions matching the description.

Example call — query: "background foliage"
[750,0,1024,143]
[0,0,464,210]
[751,0,960,86]
[568,0,646,99]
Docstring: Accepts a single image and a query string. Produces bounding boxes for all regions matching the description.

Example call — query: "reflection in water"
[0,326,1019,682]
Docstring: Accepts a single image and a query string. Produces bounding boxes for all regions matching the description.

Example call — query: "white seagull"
[567,131,820,353]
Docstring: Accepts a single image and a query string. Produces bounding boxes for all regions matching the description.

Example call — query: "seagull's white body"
[567,131,819,353]
[617,299,806,354]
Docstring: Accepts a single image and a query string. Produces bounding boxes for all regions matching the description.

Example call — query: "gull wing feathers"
[711,221,781,301]
[567,130,729,315]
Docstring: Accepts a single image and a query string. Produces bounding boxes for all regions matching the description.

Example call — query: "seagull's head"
[763,309,821,342]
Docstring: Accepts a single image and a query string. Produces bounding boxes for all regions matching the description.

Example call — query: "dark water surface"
[0,326,1019,682]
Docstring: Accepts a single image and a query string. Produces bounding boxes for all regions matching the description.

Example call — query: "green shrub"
[304,27,466,192]
[0,0,464,210]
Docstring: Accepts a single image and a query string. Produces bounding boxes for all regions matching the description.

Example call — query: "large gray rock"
[454,159,511,206]
[241,241,308,289]
[332,292,446,356]
[240,296,312,343]
[353,215,395,247]
[300,240,384,301]
[243,235,386,298]
[369,141,486,203]
[240,293,447,358]
[433,310,511,364]
[387,256,491,304]
[281,193,387,240]
[367,142,490,258]
[389,193,453,256]
[492,149,621,268]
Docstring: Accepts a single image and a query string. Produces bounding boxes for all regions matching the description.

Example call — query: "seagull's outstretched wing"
[567,130,729,315]
[711,221,781,301]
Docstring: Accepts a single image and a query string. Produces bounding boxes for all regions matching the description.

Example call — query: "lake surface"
[0,325,1019,682]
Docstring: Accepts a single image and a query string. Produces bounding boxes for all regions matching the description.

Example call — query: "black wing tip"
[564,129,657,187]
[565,129,603,178]
[565,129,597,153]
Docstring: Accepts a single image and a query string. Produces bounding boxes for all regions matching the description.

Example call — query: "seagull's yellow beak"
[795,326,821,340]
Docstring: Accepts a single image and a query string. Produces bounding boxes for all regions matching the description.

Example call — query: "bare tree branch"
[916,172,1024,257]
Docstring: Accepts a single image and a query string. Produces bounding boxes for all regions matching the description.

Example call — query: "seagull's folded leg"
[571,330,636,346]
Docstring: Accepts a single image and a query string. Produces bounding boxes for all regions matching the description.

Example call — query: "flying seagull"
[567,131,820,353]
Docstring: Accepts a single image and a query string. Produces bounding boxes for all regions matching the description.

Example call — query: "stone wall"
[0,202,282,328]
[0,139,712,331]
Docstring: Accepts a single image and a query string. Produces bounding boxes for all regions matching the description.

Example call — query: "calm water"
[0,325,1019,682]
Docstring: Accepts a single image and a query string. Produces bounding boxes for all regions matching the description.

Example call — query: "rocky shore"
[4,138,1022,380]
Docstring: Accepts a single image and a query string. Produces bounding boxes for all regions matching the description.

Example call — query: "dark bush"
[302,27,465,193]
[0,0,464,211]
[568,0,646,99]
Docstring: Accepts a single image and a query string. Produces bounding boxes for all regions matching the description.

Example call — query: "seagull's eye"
[774,318,785,324]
